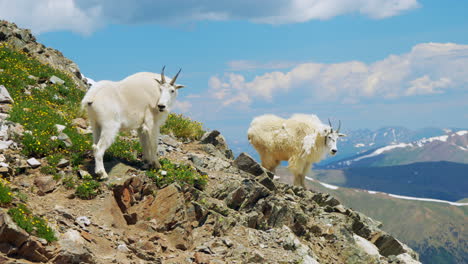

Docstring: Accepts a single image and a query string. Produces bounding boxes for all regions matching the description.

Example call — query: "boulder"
[34,175,57,195]
[0,85,13,104]
[233,152,265,177]
[200,130,234,159]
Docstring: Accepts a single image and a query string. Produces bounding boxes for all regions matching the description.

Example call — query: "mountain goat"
[248,114,346,187]
[81,67,184,180]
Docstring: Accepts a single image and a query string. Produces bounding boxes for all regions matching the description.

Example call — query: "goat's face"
[155,67,185,112]
[157,83,180,112]
[324,119,347,155]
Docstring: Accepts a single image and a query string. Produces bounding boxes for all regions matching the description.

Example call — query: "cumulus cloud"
[0,0,420,34]
[209,43,468,106]
[173,100,192,113]
[0,0,102,34]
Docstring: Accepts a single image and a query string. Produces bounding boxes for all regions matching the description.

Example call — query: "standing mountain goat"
[81,67,184,180]
[248,114,346,187]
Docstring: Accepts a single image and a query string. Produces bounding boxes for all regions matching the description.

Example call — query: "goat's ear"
[175,84,185,89]
[338,133,347,137]
[154,78,162,85]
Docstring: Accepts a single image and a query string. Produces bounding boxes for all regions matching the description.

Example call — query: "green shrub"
[8,204,57,242]
[75,178,101,199]
[161,113,205,140]
[63,175,76,189]
[0,178,13,205]
[146,158,207,189]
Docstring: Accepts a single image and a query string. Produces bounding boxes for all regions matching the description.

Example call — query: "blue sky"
[1,0,467,147]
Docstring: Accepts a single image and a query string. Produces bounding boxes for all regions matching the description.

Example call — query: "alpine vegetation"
[81,67,184,180]
[248,114,346,187]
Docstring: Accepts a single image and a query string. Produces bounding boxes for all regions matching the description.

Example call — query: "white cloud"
[0,0,420,34]
[0,0,102,34]
[173,100,192,113]
[209,43,468,106]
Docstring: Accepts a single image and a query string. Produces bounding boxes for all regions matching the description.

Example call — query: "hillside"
[313,161,468,201]
[277,168,467,264]
[0,21,421,263]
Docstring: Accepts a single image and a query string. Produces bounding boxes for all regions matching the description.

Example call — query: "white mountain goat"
[81,67,184,180]
[247,114,346,187]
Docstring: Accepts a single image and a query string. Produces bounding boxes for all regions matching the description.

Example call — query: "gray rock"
[0,85,13,103]
[58,132,72,147]
[27,157,41,168]
[57,158,70,168]
[0,140,14,150]
[54,233,95,264]
[75,216,91,228]
[374,234,406,257]
[49,75,65,85]
[34,175,57,194]
[233,152,265,177]
[200,130,234,159]
[160,134,181,147]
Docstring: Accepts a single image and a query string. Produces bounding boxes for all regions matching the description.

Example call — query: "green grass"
[1,42,91,163]
[0,178,13,205]
[146,158,207,189]
[161,113,205,140]
[8,204,57,242]
[75,174,101,199]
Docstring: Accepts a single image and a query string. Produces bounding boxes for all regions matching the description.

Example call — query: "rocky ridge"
[0,118,421,263]
[0,20,89,90]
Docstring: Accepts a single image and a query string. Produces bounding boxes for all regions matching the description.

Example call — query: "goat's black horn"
[161,65,166,84]
[170,68,182,85]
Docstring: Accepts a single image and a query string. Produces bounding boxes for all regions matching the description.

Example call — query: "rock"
[256,174,276,191]
[75,216,91,228]
[374,234,406,257]
[55,124,66,133]
[27,157,41,168]
[0,211,30,250]
[0,85,13,103]
[233,152,265,177]
[78,170,91,179]
[49,75,65,85]
[71,118,87,129]
[133,184,187,231]
[160,134,181,148]
[117,243,130,252]
[353,234,380,256]
[0,140,14,150]
[34,175,57,194]
[53,230,95,264]
[200,130,234,159]
[58,132,72,147]
[57,158,70,168]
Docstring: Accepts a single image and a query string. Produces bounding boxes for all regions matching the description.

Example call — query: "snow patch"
[456,130,468,136]
[319,182,339,190]
[388,194,468,206]
[354,143,365,148]
[353,143,411,162]
[368,190,377,194]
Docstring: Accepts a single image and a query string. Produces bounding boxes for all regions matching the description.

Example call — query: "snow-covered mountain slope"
[324,130,468,168]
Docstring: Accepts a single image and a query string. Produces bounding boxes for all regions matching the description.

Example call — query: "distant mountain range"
[322,130,468,168]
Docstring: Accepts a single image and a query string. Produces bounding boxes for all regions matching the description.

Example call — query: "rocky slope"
[0,20,90,91]
[0,125,421,263]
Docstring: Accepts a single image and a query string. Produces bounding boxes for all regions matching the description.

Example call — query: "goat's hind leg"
[94,124,119,180]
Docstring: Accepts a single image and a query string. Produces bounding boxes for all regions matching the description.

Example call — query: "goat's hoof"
[96,170,109,181]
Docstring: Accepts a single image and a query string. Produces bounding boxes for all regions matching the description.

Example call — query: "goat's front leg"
[147,125,161,170]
